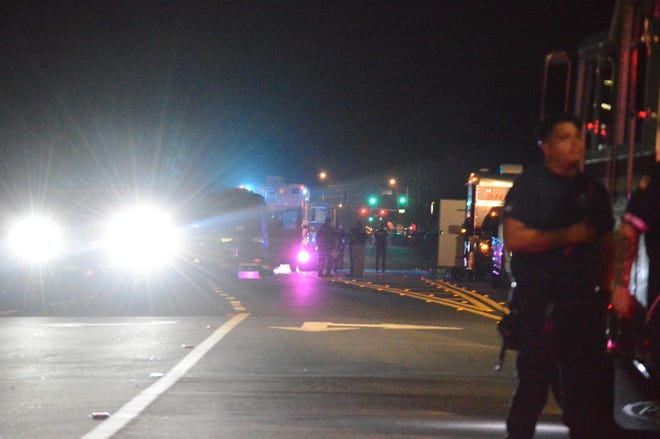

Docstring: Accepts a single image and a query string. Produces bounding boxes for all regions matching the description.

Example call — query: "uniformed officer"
[503,113,619,438]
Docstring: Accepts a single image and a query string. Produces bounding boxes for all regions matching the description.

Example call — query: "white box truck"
[435,199,466,276]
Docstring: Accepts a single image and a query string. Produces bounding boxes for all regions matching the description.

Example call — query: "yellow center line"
[423,278,511,315]
[333,277,505,321]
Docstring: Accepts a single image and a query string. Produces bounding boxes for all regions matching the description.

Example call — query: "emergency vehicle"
[252,177,329,271]
[542,1,658,205]
[462,165,521,284]
[184,187,270,276]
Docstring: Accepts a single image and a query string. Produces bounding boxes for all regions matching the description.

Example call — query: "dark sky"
[1,1,616,201]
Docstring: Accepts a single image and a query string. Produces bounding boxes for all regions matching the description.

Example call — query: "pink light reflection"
[297,249,311,264]
[285,271,325,310]
[238,271,261,279]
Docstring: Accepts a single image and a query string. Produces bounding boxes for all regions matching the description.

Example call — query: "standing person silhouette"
[373,223,389,273]
[503,113,619,438]
[316,217,335,277]
[347,219,367,277]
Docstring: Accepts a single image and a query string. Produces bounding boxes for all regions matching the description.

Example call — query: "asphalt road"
[0,265,565,438]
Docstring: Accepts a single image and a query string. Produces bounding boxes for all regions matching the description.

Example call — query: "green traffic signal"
[398,195,407,205]
[368,195,378,206]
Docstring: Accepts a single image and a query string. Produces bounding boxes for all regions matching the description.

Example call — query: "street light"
[318,170,335,222]
[389,178,408,213]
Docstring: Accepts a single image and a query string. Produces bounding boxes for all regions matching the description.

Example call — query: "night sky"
[1,1,616,204]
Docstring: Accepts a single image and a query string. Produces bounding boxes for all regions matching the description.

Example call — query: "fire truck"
[542,1,659,205]
[462,165,521,284]
[252,177,329,271]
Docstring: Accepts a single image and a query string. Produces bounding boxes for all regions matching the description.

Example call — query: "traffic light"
[398,195,407,206]
[367,195,378,207]
[379,209,387,217]
[359,207,368,216]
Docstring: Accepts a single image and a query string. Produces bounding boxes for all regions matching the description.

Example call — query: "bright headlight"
[105,207,180,271]
[7,215,63,263]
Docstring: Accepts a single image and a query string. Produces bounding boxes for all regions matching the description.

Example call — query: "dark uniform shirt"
[348,224,368,246]
[373,229,388,248]
[317,222,335,251]
[504,164,614,302]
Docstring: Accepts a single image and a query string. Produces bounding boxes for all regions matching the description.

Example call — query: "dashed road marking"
[207,281,248,312]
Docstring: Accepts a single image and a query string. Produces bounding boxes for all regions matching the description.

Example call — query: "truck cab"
[463,165,521,283]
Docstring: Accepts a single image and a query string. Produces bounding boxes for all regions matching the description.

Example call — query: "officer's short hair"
[536,112,582,144]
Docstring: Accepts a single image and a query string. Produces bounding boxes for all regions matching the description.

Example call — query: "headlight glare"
[106,207,180,271]
[8,215,63,263]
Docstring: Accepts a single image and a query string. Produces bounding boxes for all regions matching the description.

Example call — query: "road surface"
[0,266,565,438]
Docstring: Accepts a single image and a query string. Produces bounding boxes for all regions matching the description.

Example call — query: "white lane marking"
[41,321,179,328]
[271,321,463,332]
[80,312,250,439]
[407,420,568,434]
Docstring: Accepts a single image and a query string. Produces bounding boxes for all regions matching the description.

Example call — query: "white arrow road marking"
[271,322,358,332]
[271,321,462,332]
